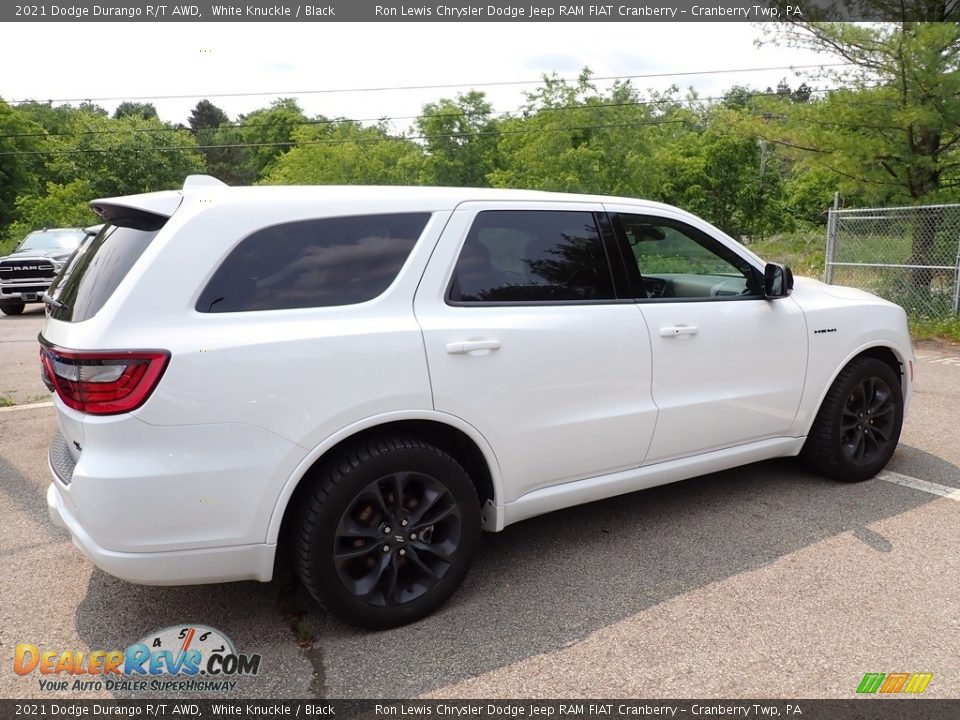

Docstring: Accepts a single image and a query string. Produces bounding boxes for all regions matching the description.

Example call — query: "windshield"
[18,229,86,252]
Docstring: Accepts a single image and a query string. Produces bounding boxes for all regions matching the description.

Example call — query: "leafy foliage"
[3,179,99,247]
[415,91,499,187]
[760,14,960,288]
[43,111,204,198]
[263,121,425,186]
[0,99,45,230]
[1,18,958,304]
[113,102,159,121]
[188,100,229,131]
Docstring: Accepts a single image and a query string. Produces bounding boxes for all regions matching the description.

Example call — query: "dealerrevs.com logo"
[14,625,261,693]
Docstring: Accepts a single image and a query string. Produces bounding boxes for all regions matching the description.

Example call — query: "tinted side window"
[197,213,429,313]
[47,224,160,323]
[448,210,615,303]
[613,214,761,300]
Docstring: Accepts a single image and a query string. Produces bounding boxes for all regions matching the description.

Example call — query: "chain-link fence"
[825,203,960,317]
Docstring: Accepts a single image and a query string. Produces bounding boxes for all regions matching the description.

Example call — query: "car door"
[414,201,658,503]
[604,206,808,464]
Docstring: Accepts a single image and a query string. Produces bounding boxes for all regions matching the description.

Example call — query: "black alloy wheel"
[296,437,481,628]
[839,376,897,466]
[802,356,904,482]
[333,471,463,607]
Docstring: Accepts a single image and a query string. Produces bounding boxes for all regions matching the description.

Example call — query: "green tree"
[43,112,203,198]
[188,99,229,131]
[487,71,792,237]
[489,70,661,197]
[652,106,790,239]
[233,98,308,183]
[763,11,960,287]
[113,102,159,121]
[16,101,103,136]
[263,121,425,186]
[4,179,99,242]
[0,100,45,234]
[188,99,232,179]
[414,91,499,186]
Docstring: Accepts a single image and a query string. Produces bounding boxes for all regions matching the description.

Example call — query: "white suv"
[43,177,913,628]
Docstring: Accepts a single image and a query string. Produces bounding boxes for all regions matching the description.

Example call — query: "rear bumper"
[43,409,302,586]
[47,482,276,585]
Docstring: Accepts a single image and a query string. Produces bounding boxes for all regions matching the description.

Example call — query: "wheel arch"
[800,340,910,438]
[856,345,904,383]
[268,411,504,546]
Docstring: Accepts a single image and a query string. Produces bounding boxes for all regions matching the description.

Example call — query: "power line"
[0,92,782,139]
[0,83,870,144]
[0,88,918,158]
[2,63,850,106]
[0,119,688,158]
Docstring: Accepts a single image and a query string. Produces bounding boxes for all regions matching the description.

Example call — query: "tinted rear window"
[47,224,160,322]
[196,213,429,313]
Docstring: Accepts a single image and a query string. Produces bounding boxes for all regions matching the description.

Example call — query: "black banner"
[3,0,958,23]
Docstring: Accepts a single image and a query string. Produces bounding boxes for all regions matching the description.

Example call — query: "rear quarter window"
[47,224,160,322]
[196,213,430,313]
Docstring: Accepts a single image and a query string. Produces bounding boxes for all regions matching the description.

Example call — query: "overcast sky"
[2,23,836,129]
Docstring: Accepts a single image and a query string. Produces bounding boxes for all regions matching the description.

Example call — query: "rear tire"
[801,357,903,482]
[295,437,481,629]
[0,301,25,316]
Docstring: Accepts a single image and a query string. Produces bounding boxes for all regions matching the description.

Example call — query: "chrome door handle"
[446,339,501,354]
[659,325,699,338]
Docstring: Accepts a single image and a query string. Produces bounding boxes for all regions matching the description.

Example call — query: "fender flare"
[265,409,505,543]
[791,336,912,438]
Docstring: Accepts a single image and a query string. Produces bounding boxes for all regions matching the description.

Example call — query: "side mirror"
[763,263,794,298]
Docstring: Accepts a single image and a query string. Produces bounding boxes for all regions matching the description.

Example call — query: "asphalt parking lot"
[1,305,958,700]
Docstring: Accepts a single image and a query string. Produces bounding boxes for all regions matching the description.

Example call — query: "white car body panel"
[501,436,806,528]
[40,184,914,586]
[415,202,658,503]
[786,277,914,434]
[637,298,808,463]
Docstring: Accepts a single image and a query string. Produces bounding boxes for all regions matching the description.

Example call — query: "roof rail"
[183,175,227,189]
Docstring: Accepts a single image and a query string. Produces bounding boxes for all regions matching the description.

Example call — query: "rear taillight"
[39,344,169,415]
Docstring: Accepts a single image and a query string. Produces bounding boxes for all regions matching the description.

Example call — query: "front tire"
[802,357,904,482]
[0,301,25,316]
[295,438,481,629]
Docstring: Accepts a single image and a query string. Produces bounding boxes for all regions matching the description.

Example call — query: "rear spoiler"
[89,191,182,231]
[89,176,226,230]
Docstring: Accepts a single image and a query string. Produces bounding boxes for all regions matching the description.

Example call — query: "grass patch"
[751,231,960,345]
[909,317,960,344]
[0,392,52,407]
[747,230,825,279]
[277,573,318,647]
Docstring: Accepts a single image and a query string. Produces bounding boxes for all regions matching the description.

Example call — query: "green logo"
[857,672,932,694]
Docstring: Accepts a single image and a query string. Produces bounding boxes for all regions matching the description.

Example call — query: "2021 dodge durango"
[42,177,913,628]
